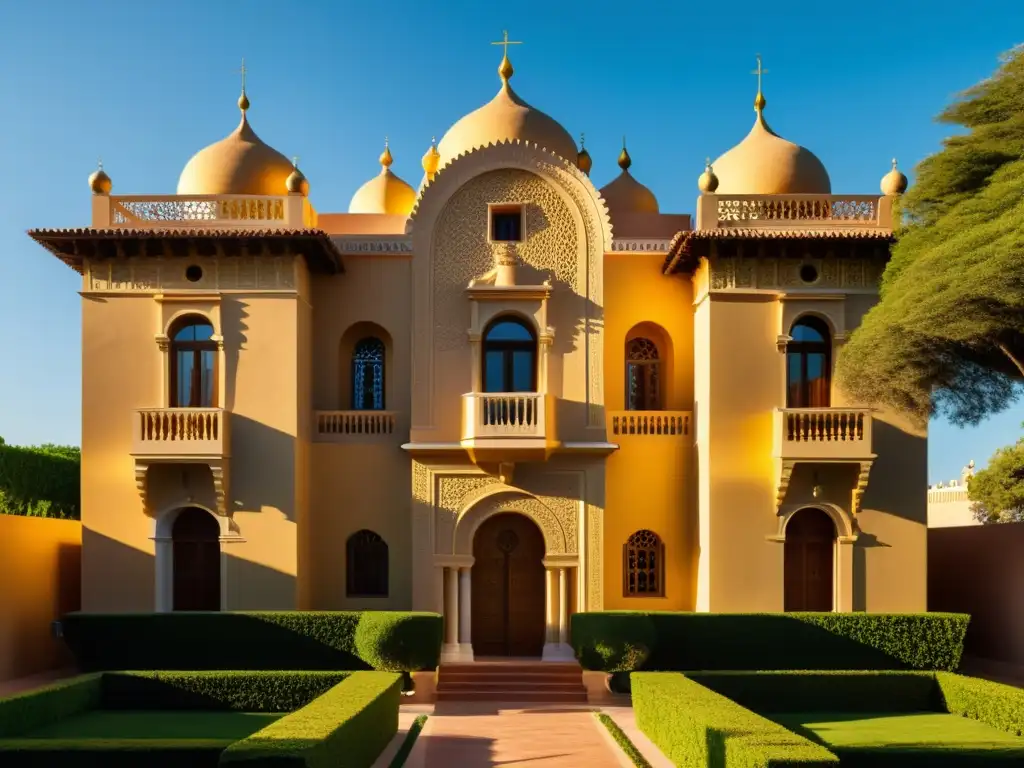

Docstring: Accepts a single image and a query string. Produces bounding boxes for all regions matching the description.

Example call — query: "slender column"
[459,567,472,645]
[544,567,556,643]
[444,567,459,647]
[558,567,569,645]
[154,537,173,612]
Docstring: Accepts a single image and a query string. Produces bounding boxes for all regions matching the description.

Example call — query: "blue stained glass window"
[352,337,385,410]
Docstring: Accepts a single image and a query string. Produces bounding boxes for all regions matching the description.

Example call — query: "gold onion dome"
[349,139,417,215]
[286,157,309,196]
[177,86,294,196]
[576,133,592,175]
[710,60,831,195]
[435,34,577,169]
[880,158,908,195]
[422,137,441,181]
[697,158,719,193]
[599,140,659,217]
[89,160,112,195]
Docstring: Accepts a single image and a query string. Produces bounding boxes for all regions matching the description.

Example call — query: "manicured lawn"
[773,711,1024,753]
[19,711,281,742]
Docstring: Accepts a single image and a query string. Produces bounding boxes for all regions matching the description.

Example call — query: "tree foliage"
[0,440,81,519]
[970,429,1024,524]
[837,46,1024,427]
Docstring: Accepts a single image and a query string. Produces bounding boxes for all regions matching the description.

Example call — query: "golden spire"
[618,136,632,171]
[237,58,250,112]
[286,155,310,196]
[380,137,393,169]
[751,54,768,113]
[88,158,112,195]
[576,132,592,175]
[422,136,440,180]
[491,30,522,85]
[697,156,719,193]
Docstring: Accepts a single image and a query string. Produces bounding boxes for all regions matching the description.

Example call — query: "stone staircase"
[435,660,588,703]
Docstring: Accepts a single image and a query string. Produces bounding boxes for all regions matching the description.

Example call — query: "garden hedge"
[60,611,443,672]
[0,674,101,738]
[571,612,969,671]
[937,671,1024,737]
[0,442,80,519]
[219,671,402,767]
[632,672,840,766]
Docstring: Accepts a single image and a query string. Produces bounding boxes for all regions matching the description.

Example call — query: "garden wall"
[929,522,1024,670]
[0,515,81,682]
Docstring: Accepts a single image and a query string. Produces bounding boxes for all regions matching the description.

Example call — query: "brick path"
[408,703,625,767]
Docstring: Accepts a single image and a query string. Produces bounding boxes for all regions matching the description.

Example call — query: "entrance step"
[436,660,588,703]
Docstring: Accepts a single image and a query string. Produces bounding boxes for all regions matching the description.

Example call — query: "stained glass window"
[352,337,385,410]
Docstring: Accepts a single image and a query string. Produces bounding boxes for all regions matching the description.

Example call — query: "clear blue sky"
[0,1,1021,483]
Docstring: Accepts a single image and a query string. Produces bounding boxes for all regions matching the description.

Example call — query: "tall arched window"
[170,316,216,408]
[482,317,537,393]
[787,317,832,408]
[346,529,389,597]
[626,337,661,410]
[351,337,385,410]
[623,529,665,597]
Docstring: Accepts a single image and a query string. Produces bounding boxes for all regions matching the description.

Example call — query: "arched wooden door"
[471,513,546,657]
[172,507,221,611]
[784,508,836,611]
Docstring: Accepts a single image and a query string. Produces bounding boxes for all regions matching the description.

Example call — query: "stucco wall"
[0,515,80,682]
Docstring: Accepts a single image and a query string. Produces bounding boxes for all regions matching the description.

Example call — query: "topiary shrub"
[573,612,656,672]
[354,612,443,672]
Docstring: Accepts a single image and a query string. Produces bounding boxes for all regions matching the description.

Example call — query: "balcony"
[461,392,555,462]
[94,194,316,230]
[132,408,230,459]
[609,411,690,438]
[315,411,397,442]
[773,407,874,461]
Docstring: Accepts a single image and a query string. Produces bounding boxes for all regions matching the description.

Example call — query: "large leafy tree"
[970,430,1024,524]
[837,46,1024,427]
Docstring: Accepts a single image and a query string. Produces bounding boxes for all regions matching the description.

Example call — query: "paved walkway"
[406,703,627,768]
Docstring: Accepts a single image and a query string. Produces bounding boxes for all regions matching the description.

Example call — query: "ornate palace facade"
[30,45,926,661]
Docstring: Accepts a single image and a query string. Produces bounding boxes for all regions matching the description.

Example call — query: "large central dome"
[435,51,577,170]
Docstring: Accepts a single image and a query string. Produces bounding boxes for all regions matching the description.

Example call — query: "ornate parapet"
[696,193,893,232]
[93,193,315,230]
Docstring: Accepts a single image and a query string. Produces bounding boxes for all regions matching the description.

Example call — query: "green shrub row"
[220,671,402,767]
[0,442,80,519]
[101,672,350,712]
[571,612,969,671]
[61,611,443,672]
[0,675,101,738]
[0,740,232,768]
[937,671,1024,737]
[631,672,840,766]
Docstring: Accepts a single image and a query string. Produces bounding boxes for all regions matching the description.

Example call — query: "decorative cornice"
[332,235,412,255]
[609,238,672,254]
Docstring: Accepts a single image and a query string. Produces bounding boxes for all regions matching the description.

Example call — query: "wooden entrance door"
[471,513,546,657]
[172,507,221,611]
[784,508,835,611]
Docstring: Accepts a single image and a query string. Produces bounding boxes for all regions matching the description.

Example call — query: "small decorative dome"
[422,137,441,182]
[880,158,908,196]
[697,158,719,193]
[349,139,417,215]
[435,35,577,169]
[89,160,112,195]
[711,58,831,195]
[285,157,309,196]
[599,140,659,217]
[177,85,294,196]
[576,133,592,176]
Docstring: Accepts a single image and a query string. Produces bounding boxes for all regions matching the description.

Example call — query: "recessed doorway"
[172,507,221,611]
[784,507,836,611]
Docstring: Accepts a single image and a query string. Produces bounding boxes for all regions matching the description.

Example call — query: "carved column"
[542,565,574,661]
[441,567,460,662]
[458,566,473,660]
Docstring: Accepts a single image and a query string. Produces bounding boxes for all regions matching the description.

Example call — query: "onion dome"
[422,136,441,182]
[599,139,659,218]
[697,158,719,193]
[435,35,577,168]
[285,157,309,196]
[880,158,908,196]
[349,139,416,215]
[576,133,592,176]
[177,84,294,196]
[711,57,830,195]
[89,160,112,195]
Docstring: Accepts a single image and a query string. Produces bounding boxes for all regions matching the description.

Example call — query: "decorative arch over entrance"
[153,504,236,612]
[453,488,571,556]
[783,507,837,612]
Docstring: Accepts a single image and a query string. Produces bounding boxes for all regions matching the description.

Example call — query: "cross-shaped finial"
[491,30,522,57]
[751,54,768,93]
[238,58,247,93]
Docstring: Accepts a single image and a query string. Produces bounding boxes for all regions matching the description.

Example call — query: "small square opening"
[490,206,523,242]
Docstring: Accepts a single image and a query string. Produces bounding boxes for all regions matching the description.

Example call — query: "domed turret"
[697,158,719,193]
[576,133,592,176]
[286,157,309,196]
[349,139,416,216]
[880,158,908,196]
[599,139,659,218]
[710,56,830,195]
[422,137,441,182]
[89,160,112,195]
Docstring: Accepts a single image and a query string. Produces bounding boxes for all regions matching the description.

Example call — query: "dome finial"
[491,30,522,85]
[698,157,719,193]
[618,136,632,171]
[286,156,309,196]
[751,54,768,114]
[380,137,393,170]
[89,157,112,195]
[237,58,250,112]
[576,132,592,175]
[880,156,908,196]
[422,136,441,180]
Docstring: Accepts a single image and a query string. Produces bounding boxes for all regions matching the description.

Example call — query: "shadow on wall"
[862,419,927,525]
[229,413,299,523]
[220,298,250,414]
[852,531,891,612]
[226,551,298,611]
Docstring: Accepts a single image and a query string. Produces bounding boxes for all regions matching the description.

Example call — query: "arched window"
[346,529,389,597]
[626,337,661,410]
[787,317,832,408]
[351,337,385,410]
[170,316,216,408]
[623,529,664,597]
[172,507,221,611]
[482,317,537,393]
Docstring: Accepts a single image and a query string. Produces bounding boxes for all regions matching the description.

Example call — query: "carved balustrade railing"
[773,407,874,460]
[315,411,397,441]
[697,194,892,231]
[609,411,691,437]
[94,194,316,229]
[133,408,230,457]
[462,393,549,441]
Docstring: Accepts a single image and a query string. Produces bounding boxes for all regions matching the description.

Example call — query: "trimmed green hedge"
[0,442,80,519]
[937,671,1024,737]
[572,612,969,671]
[0,675,101,738]
[220,671,402,767]
[632,672,840,766]
[61,612,443,672]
